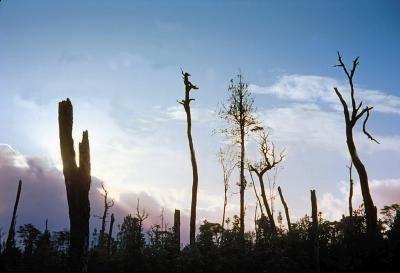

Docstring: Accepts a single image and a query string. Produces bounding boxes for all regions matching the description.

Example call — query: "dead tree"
[347,163,354,218]
[107,213,115,255]
[59,98,91,272]
[98,183,114,247]
[248,165,265,217]
[277,186,291,232]
[218,73,260,242]
[173,209,180,250]
[249,129,285,234]
[217,146,236,231]
[311,190,320,273]
[5,179,22,253]
[178,70,199,246]
[136,199,149,244]
[334,52,379,236]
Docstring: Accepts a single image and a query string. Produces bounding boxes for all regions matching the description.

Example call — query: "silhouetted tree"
[218,73,260,242]
[173,209,180,250]
[98,183,114,248]
[5,180,22,255]
[178,70,199,246]
[249,129,285,234]
[58,98,91,271]
[310,190,320,273]
[334,53,379,237]
[107,213,115,256]
[347,163,354,218]
[278,186,291,232]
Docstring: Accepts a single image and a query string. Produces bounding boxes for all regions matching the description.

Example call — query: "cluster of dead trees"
[0,53,384,272]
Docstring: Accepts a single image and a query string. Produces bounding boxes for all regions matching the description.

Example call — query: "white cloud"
[320,178,400,220]
[251,74,400,114]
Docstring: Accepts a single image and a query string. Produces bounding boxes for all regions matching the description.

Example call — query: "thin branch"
[363,108,380,144]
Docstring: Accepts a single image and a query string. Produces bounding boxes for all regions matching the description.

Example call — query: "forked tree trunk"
[311,190,320,273]
[59,98,91,272]
[5,180,22,253]
[278,186,291,232]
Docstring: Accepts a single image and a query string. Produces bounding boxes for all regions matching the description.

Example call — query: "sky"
[0,0,399,244]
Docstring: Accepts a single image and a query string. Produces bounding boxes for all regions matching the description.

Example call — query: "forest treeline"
[0,54,399,272]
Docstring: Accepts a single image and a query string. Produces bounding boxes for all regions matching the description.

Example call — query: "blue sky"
[0,0,399,241]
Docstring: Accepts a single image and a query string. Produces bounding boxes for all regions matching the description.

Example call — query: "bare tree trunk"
[334,53,378,237]
[249,168,265,217]
[310,190,320,273]
[174,209,180,251]
[179,71,199,246]
[98,184,114,248]
[5,180,22,253]
[239,125,245,242]
[347,163,354,218]
[277,186,291,232]
[59,98,91,272]
[346,128,377,235]
[258,175,276,234]
[107,213,115,256]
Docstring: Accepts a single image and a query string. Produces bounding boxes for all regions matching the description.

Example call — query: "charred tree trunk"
[178,71,199,246]
[5,179,22,253]
[334,53,378,237]
[311,190,320,273]
[107,213,115,256]
[59,98,91,272]
[278,186,291,232]
[174,209,180,251]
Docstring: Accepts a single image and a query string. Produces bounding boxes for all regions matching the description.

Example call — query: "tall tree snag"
[249,129,284,234]
[59,98,91,272]
[334,52,379,237]
[174,209,180,250]
[310,190,320,273]
[218,73,260,243]
[277,186,291,232]
[5,179,22,254]
[178,70,199,246]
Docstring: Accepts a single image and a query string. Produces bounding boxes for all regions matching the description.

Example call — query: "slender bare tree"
[5,179,22,254]
[217,146,236,231]
[347,162,354,218]
[334,52,379,236]
[98,183,114,248]
[59,98,91,272]
[178,70,199,246]
[218,73,260,242]
[277,186,291,232]
[249,129,285,234]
